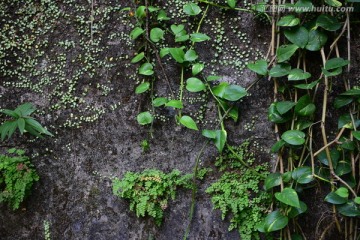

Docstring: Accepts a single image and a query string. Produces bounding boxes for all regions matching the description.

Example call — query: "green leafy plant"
[206,144,270,240]
[0,148,39,210]
[112,169,193,226]
[0,103,53,140]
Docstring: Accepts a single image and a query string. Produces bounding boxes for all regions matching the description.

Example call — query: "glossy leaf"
[275,188,301,208]
[269,63,291,77]
[306,30,328,51]
[352,131,360,141]
[292,167,314,184]
[325,0,342,7]
[288,69,311,81]
[277,15,300,27]
[316,14,341,31]
[281,130,305,145]
[284,27,309,48]
[190,33,211,42]
[334,96,353,109]
[215,129,227,152]
[150,28,164,42]
[288,201,308,218]
[183,3,201,15]
[179,116,198,131]
[276,101,296,115]
[324,58,350,70]
[184,49,198,62]
[276,44,299,63]
[337,202,360,217]
[192,63,204,75]
[131,52,145,63]
[186,78,206,92]
[258,210,288,232]
[247,59,268,75]
[294,80,320,90]
[268,103,291,123]
[335,187,349,198]
[165,100,183,109]
[135,82,150,94]
[138,63,154,75]
[264,173,282,190]
[152,97,168,107]
[271,140,286,153]
[130,27,144,40]
[295,95,315,116]
[335,161,352,176]
[137,112,153,125]
[325,192,348,204]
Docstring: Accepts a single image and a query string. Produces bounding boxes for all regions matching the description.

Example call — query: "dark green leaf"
[17,118,25,134]
[325,0,342,7]
[277,15,300,27]
[352,131,360,141]
[292,167,314,184]
[268,103,291,123]
[316,14,341,31]
[258,210,288,232]
[335,161,352,176]
[294,0,313,12]
[265,173,282,190]
[340,89,360,96]
[275,188,301,208]
[337,201,360,217]
[288,69,311,81]
[271,140,286,153]
[222,85,247,101]
[294,80,320,90]
[325,192,348,204]
[306,30,328,51]
[288,201,308,218]
[284,27,309,48]
[276,44,299,63]
[334,96,353,109]
[295,95,315,116]
[325,58,350,70]
[269,63,291,77]
[276,101,296,115]
[281,130,305,145]
[247,59,268,75]
[15,103,36,116]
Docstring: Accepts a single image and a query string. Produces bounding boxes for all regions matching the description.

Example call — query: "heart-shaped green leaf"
[179,116,198,130]
[165,100,183,109]
[184,49,198,62]
[325,192,348,204]
[192,63,205,75]
[288,201,308,218]
[269,63,291,77]
[276,101,296,115]
[284,27,309,48]
[130,27,144,40]
[247,59,268,75]
[281,130,305,145]
[316,14,341,31]
[294,80,320,90]
[215,129,227,152]
[324,58,350,70]
[190,33,211,42]
[152,97,168,107]
[150,28,164,42]
[131,52,145,63]
[265,173,282,190]
[135,82,150,94]
[258,210,288,232]
[306,30,328,51]
[288,69,311,81]
[138,63,154,75]
[295,95,315,116]
[275,188,301,208]
[183,3,202,15]
[292,166,314,184]
[334,96,353,109]
[186,77,206,92]
[277,15,300,27]
[277,44,299,63]
[169,48,185,63]
[137,111,153,125]
[157,10,170,21]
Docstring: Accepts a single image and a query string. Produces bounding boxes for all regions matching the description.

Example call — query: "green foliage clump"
[0,148,39,210]
[215,140,254,171]
[0,103,53,140]
[112,169,193,226]
[207,143,270,240]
